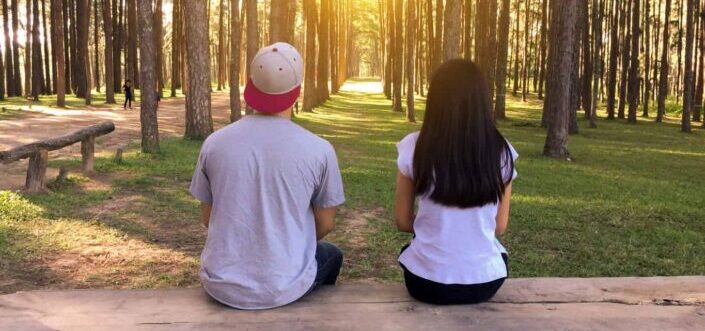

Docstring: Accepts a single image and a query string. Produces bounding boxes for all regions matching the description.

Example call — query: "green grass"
[1,79,704,291]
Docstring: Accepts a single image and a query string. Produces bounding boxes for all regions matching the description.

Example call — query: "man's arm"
[394,172,415,233]
[495,183,512,237]
[200,202,212,228]
[314,207,337,240]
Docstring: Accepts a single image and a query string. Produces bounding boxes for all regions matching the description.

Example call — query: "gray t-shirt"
[189,115,345,310]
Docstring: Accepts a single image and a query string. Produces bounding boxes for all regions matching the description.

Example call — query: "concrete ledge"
[1,277,704,331]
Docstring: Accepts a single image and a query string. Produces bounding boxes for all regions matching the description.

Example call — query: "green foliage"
[0,191,43,222]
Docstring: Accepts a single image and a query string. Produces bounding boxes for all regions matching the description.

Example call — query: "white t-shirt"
[396,132,518,285]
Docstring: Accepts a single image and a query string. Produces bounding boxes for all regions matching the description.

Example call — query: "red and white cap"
[244,42,303,113]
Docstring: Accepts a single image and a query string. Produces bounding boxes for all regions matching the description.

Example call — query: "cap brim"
[244,78,301,113]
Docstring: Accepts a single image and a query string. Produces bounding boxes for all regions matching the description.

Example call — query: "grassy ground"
[1,79,704,292]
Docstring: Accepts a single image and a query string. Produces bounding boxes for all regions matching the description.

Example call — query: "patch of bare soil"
[0,93,233,190]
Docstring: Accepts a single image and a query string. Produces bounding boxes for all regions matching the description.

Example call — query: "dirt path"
[0,93,233,190]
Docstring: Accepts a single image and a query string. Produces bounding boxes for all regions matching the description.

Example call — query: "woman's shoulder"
[398,131,420,149]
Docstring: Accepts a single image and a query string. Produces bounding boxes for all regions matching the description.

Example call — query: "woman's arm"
[495,183,513,237]
[395,172,416,233]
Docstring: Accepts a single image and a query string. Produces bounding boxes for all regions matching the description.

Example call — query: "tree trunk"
[443,0,461,60]
[384,0,393,99]
[521,0,529,101]
[76,0,90,101]
[127,0,138,87]
[93,0,100,93]
[590,0,604,128]
[463,0,472,59]
[112,0,122,93]
[10,0,21,95]
[406,0,416,122]
[618,0,630,119]
[474,0,497,99]
[642,0,651,117]
[136,0,160,152]
[31,0,44,99]
[170,0,180,96]
[681,0,695,132]
[317,0,330,103]
[2,0,13,96]
[537,0,548,99]
[693,0,705,122]
[229,0,241,122]
[245,0,258,114]
[216,0,225,91]
[606,0,620,119]
[433,0,443,70]
[580,0,592,113]
[269,0,293,43]
[543,0,579,159]
[512,0,519,96]
[657,0,671,122]
[184,0,213,139]
[24,0,31,97]
[102,0,114,103]
[41,0,51,94]
[626,0,640,123]
[302,0,317,112]
[154,0,163,96]
[51,0,66,106]
[494,0,510,119]
[392,0,403,112]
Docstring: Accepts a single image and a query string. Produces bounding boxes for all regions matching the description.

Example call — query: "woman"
[394,59,517,305]
[123,80,133,109]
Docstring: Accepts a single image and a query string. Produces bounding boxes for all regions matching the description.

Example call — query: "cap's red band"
[243,78,301,113]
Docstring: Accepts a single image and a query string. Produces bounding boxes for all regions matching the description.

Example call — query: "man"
[189,43,345,310]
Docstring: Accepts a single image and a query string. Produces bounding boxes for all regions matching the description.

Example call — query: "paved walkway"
[2,277,704,330]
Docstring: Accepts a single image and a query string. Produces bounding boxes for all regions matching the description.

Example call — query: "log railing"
[0,121,115,192]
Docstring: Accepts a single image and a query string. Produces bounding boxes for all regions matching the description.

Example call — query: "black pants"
[400,245,508,305]
[124,95,132,108]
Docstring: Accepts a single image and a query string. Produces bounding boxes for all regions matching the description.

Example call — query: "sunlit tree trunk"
[627,0,640,124]
[2,0,13,96]
[10,0,21,95]
[245,0,258,114]
[521,0,529,102]
[495,0,510,119]
[405,0,415,122]
[537,0,547,99]
[643,0,651,117]
[317,0,330,103]
[76,0,90,101]
[544,0,579,159]
[302,0,317,112]
[392,0,402,112]
[93,0,100,93]
[32,0,44,99]
[170,0,181,97]
[606,0,620,119]
[41,0,50,93]
[127,0,138,87]
[102,0,115,103]
[656,0,671,122]
[681,0,695,132]
[590,0,604,128]
[184,0,213,139]
[24,0,31,97]
[269,0,293,43]
[618,0,630,119]
[443,0,461,60]
[137,0,160,152]
[51,0,66,106]
[229,0,241,122]
[112,0,122,93]
[154,0,163,96]
[384,0,393,99]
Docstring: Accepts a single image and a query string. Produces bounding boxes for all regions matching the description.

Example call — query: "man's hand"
[200,202,212,228]
[314,207,337,240]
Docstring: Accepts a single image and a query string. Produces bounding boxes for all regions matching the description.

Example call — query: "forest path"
[1,90,238,190]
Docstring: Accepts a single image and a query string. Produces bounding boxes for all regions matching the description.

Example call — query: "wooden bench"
[0,121,115,192]
[1,277,703,330]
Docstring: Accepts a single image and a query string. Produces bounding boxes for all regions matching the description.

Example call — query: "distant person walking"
[123,80,133,109]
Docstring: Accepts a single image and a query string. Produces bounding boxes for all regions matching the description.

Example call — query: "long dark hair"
[413,59,514,208]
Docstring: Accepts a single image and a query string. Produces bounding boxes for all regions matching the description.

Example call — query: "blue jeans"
[308,242,343,292]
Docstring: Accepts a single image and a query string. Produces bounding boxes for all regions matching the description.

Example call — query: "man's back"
[190,115,345,309]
